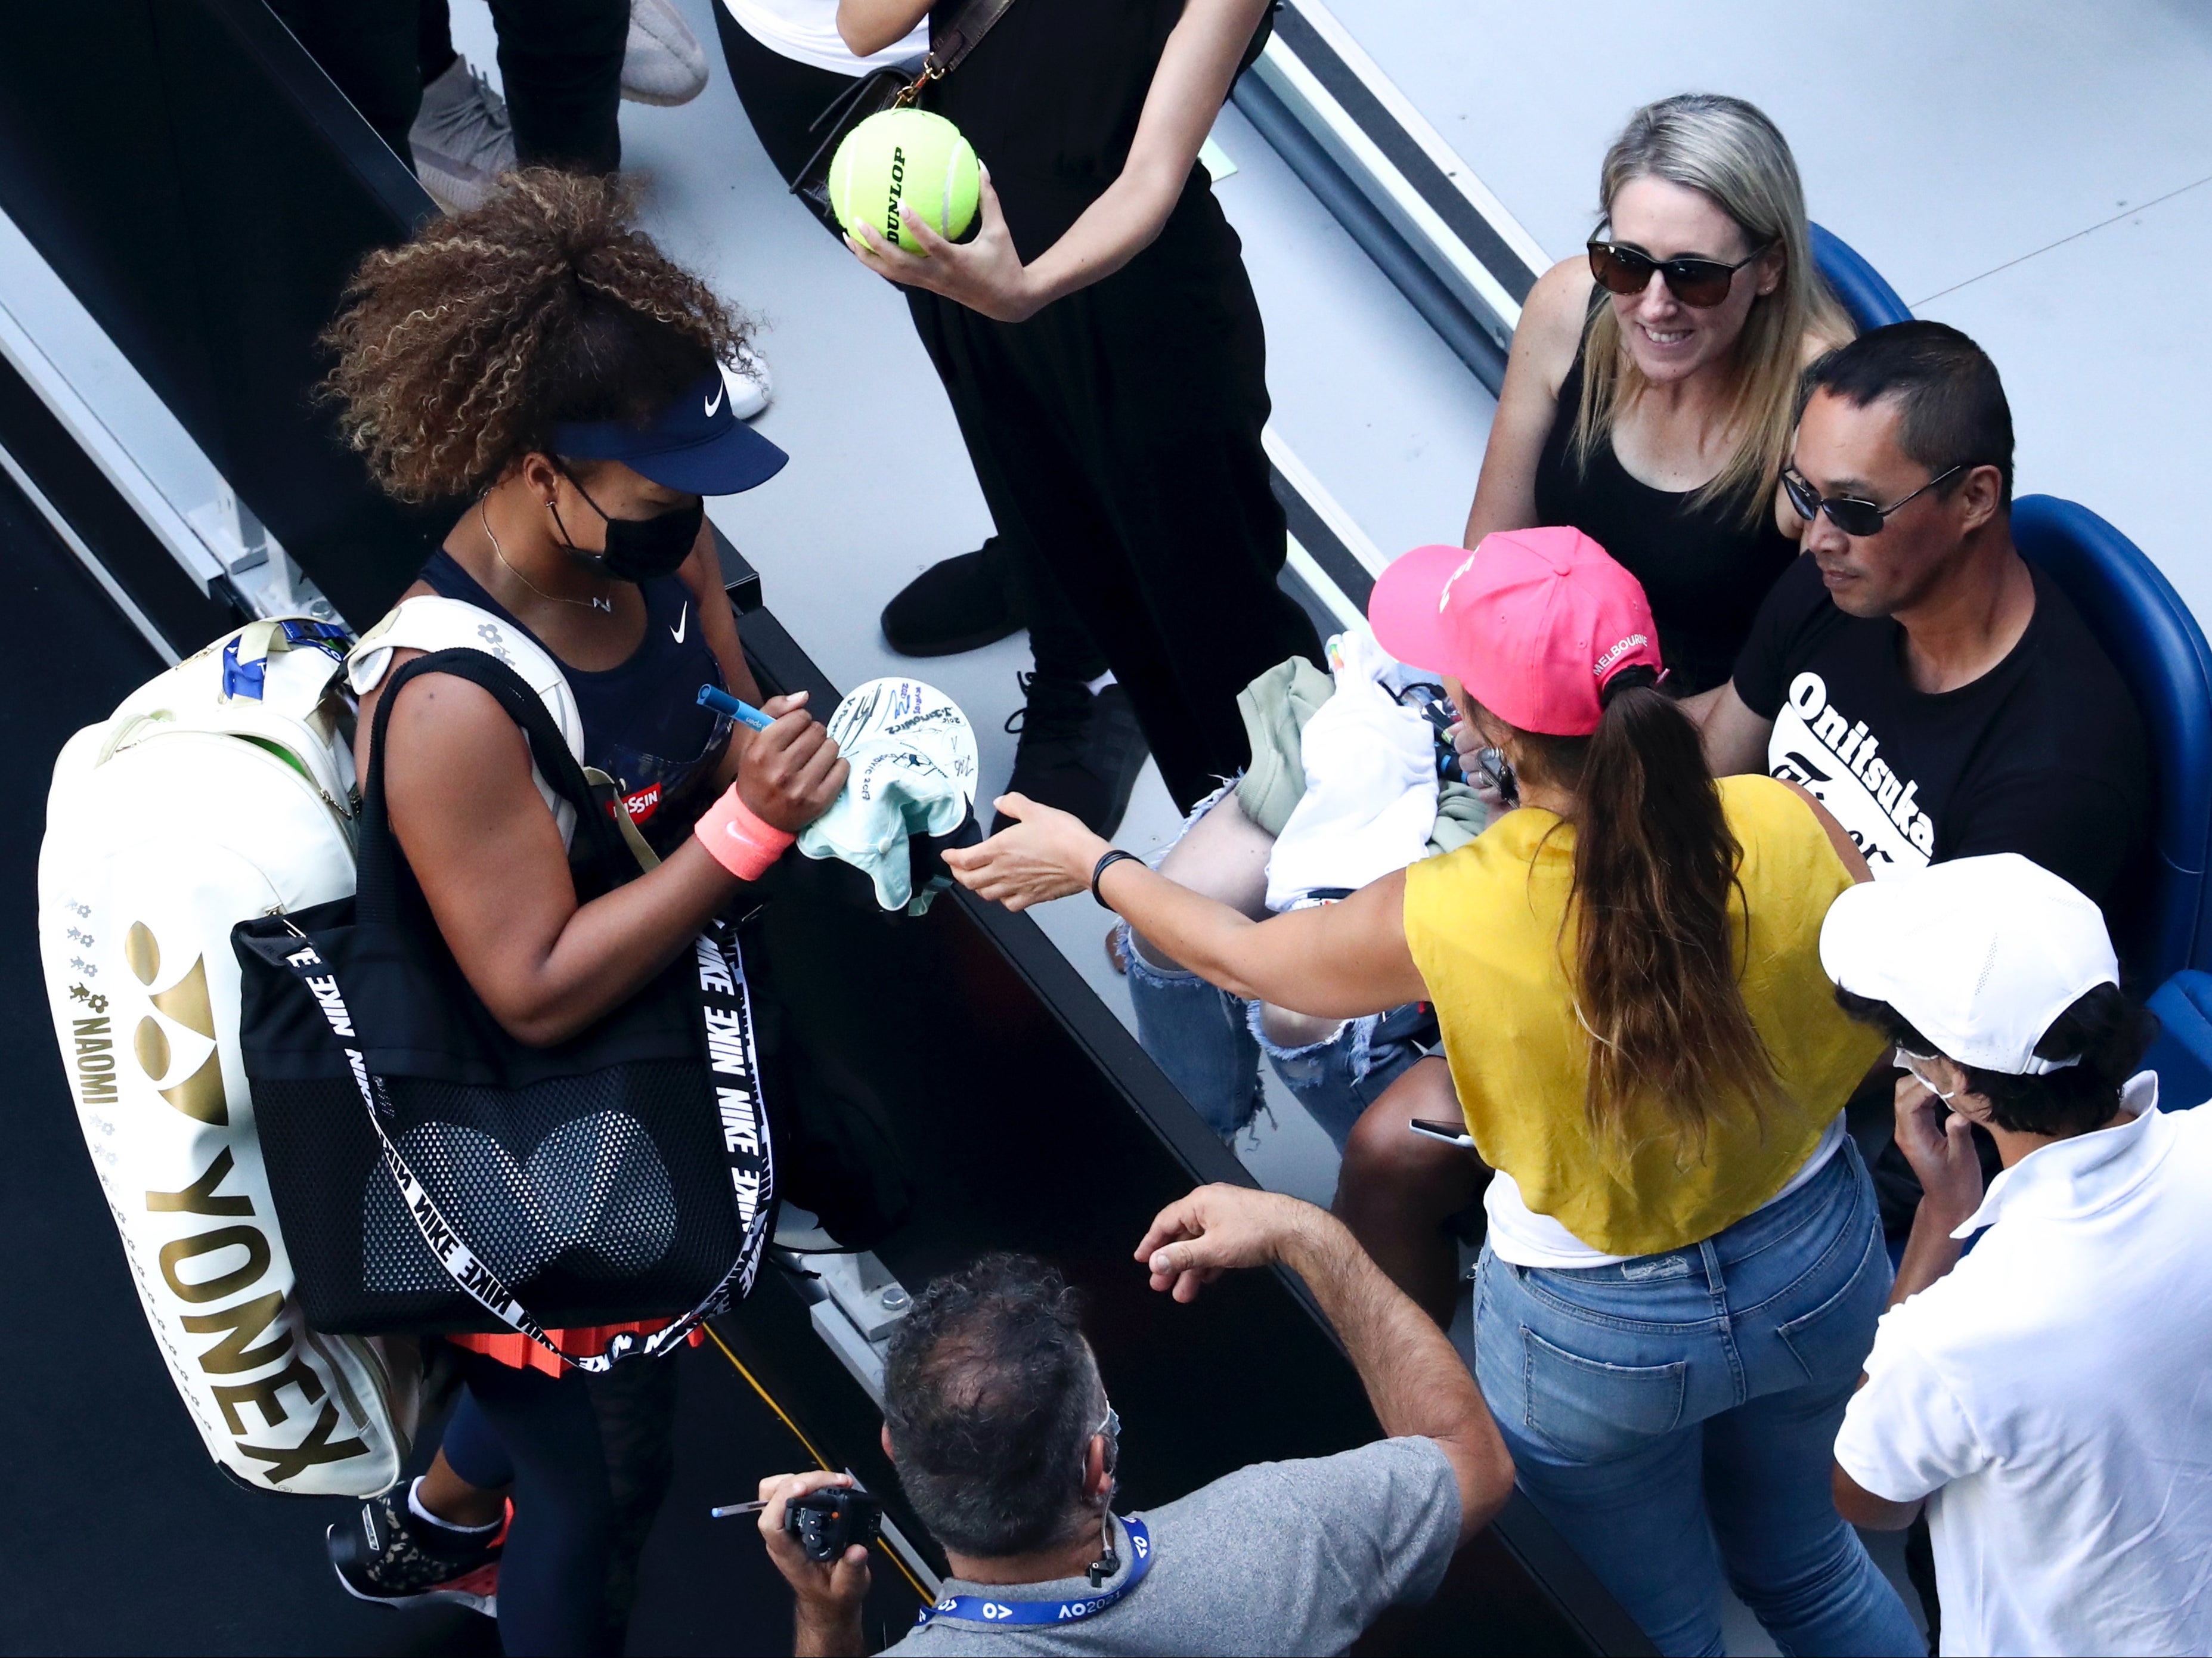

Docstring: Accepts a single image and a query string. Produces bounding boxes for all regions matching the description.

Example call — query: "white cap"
[1818,853,2118,1075]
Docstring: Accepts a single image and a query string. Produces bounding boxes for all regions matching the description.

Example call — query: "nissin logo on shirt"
[1769,671,1936,870]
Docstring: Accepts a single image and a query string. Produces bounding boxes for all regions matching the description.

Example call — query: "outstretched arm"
[1136,1185,1513,1545]
[845,0,1271,321]
[944,795,1427,1018]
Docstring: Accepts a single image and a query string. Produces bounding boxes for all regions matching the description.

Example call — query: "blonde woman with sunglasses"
[1465,92,1851,698]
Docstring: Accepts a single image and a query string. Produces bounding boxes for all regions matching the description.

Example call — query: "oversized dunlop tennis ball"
[829,109,980,255]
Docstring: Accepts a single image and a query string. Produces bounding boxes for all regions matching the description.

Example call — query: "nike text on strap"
[272,921,773,1373]
[915,1517,1153,1628]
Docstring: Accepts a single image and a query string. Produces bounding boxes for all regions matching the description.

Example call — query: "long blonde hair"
[1572,94,1851,529]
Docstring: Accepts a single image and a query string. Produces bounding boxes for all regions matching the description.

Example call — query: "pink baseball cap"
[1368,528,1665,736]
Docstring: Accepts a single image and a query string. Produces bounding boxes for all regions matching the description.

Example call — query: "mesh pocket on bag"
[362,1111,679,1293]
[255,1060,744,1334]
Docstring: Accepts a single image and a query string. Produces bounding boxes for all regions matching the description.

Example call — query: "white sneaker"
[622,0,710,107]
[410,57,515,215]
[719,342,773,420]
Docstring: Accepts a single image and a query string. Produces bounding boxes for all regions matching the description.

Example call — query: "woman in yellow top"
[946,527,1920,1657]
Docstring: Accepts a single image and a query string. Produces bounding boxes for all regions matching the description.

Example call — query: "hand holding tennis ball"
[829,109,980,255]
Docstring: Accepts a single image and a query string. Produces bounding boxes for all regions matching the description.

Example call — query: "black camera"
[784,1486,884,1563]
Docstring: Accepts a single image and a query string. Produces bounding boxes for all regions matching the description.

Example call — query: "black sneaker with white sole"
[327,1485,504,1616]
[997,673,1150,838]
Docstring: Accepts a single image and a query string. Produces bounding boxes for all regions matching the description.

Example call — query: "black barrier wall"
[0,5,1646,1651]
[0,0,437,627]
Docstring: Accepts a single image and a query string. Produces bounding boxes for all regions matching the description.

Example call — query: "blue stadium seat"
[1809,223,1912,331]
[2013,496,2212,988]
[2143,971,2212,1110]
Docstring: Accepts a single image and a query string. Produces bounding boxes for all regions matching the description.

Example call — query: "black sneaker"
[327,1485,504,1615]
[881,539,1021,657]
[997,673,1150,838]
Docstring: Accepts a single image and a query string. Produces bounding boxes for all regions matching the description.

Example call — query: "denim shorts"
[1122,927,1430,1148]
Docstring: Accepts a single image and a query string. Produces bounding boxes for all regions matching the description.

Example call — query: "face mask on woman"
[552,464,705,583]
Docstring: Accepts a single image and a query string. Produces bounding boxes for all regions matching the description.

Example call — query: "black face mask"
[551,467,705,584]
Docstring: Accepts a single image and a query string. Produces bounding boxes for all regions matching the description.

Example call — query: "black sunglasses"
[1587,238,1773,308]
[1782,462,1964,537]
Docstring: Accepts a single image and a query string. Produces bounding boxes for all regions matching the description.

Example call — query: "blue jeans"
[1123,928,1428,1148]
[1469,1141,1919,1657]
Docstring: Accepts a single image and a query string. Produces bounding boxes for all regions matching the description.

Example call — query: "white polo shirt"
[1835,1074,2212,1656]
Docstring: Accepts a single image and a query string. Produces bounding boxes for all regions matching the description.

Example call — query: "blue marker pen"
[697,684,774,731]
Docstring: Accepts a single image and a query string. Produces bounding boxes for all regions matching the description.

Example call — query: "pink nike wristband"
[694,786,795,881]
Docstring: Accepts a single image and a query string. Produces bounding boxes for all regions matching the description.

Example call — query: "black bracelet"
[1091,849,1141,908]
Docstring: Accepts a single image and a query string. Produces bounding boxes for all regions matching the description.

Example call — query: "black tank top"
[419,549,732,850]
[1532,342,1798,694]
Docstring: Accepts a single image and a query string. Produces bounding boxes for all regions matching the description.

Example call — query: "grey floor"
[439,3,2212,1645]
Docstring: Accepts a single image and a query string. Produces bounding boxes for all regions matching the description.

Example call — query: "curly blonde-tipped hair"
[321,169,751,503]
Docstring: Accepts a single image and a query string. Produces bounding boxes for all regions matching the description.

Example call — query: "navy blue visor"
[552,368,788,496]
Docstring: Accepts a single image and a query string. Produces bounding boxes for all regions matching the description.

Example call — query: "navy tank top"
[1532,342,1799,695]
[420,549,733,850]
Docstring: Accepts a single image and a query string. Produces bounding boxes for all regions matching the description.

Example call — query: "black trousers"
[713,13,1120,689]
[269,0,626,176]
[907,181,1323,809]
[443,1349,677,1657]
[479,0,628,174]
[712,6,848,220]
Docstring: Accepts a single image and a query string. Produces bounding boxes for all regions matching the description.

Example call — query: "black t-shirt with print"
[1732,554,2149,904]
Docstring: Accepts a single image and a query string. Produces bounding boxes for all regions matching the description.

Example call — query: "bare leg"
[1133,791,1275,969]
[1333,1058,1486,1326]
[417,1447,509,1528]
[1141,791,1355,1045]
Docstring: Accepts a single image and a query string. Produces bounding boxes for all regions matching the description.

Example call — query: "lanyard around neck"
[915,1516,1153,1629]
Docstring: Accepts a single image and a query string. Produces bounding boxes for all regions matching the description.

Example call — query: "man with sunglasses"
[1699,320,2148,1292]
[1700,321,2146,905]
[753,1184,1513,1654]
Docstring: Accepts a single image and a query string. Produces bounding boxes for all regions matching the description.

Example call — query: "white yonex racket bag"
[36,599,581,1496]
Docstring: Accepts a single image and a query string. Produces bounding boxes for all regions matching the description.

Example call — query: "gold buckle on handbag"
[893,54,943,108]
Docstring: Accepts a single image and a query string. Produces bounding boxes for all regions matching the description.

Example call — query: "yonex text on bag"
[38,619,409,1493]
[38,606,593,1494]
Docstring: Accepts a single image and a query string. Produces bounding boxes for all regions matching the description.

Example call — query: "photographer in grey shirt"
[754,1183,1516,1654]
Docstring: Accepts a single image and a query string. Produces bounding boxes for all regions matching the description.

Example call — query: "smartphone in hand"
[1407,1117,1476,1149]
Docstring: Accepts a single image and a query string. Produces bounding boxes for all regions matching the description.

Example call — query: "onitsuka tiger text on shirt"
[1731,556,2148,903]
[1769,669,1935,869]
